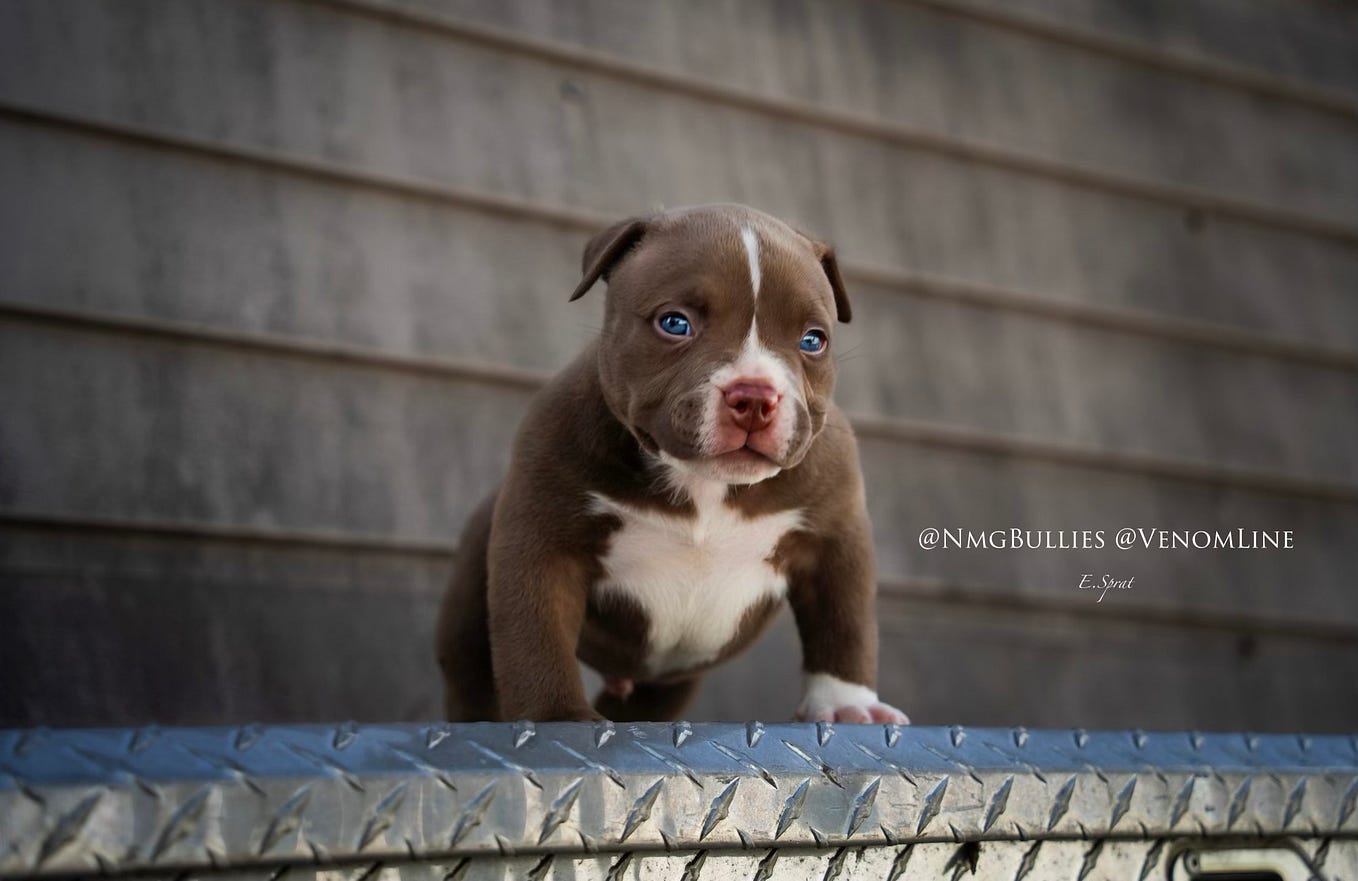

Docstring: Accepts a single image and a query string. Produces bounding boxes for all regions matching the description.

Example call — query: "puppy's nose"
[723,382,781,433]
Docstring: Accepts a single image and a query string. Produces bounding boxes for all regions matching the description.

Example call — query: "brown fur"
[436,204,879,722]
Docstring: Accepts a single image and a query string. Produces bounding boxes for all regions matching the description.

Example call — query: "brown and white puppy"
[436,203,908,725]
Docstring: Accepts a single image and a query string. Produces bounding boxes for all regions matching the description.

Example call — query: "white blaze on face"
[693,224,803,475]
[741,226,761,299]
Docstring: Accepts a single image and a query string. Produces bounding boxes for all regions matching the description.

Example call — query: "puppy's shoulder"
[510,346,613,464]
[497,345,638,521]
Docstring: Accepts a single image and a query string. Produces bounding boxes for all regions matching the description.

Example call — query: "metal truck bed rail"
[2,723,1355,879]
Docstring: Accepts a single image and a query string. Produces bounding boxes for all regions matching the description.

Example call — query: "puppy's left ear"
[570,216,649,301]
[808,238,852,323]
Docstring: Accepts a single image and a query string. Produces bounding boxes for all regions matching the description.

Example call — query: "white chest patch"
[590,482,802,676]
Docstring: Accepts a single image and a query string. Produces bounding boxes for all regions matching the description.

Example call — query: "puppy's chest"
[590,490,802,675]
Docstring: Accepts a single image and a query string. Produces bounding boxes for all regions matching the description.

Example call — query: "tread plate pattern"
[1,724,1356,877]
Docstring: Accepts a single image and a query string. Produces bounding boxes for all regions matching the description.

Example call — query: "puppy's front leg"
[487,535,601,722]
[787,518,910,725]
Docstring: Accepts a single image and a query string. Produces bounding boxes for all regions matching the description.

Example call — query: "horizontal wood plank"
[3,323,1354,624]
[947,0,1358,101]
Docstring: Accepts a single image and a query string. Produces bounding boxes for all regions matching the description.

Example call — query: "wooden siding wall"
[1,0,1356,730]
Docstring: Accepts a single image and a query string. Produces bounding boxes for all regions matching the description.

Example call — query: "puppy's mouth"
[629,395,796,482]
[711,437,778,466]
[714,445,775,468]
[645,428,778,469]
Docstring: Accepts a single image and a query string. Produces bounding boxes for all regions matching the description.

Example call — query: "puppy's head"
[571,204,852,485]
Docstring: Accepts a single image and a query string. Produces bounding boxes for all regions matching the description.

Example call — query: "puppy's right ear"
[570,216,649,301]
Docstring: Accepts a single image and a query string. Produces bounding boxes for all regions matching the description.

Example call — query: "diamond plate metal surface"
[127,839,1358,881]
[2,723,1356,878]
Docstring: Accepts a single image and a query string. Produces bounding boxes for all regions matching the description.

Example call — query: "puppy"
[436,203,908,725]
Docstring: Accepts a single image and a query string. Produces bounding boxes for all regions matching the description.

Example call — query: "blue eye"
[657,312,692,337]
[799,329,828,353]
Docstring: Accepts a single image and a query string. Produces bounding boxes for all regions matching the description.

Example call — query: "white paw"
[796,673,911,725]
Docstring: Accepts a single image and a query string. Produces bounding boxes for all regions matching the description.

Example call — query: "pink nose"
[723,382,781,433]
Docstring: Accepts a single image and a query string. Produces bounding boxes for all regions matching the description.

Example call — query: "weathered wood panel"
[3,322,1353,626]
[7,557,1355,731]
[378,0,1358,222]
[7,0,1355,224]
[3,3,1358,345]
[961,0,1358,98]
[873,600,1358,731]
[4,124,1357,482]
[0,569,445,726]
[858,438,1358,625]
[1,0,1355,731]
[0,323,523,534]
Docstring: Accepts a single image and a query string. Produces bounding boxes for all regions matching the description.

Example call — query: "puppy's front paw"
[797,702,910,724]
[796,673,910,725]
